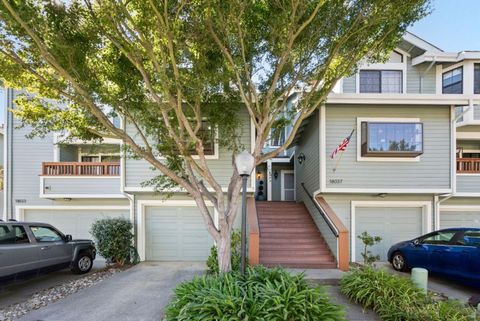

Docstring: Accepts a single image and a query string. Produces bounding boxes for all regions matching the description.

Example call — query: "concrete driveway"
[0,260,107,309]
[17,262,206,321]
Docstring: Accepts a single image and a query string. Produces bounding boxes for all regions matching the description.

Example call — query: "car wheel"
[391,252,408,272]
[71,252,93,274]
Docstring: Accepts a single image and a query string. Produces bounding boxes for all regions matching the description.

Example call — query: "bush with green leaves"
[206,229,243,275]
[90,217,138,266]
[357,231,382,265]
[340,267,476,321]
[165,265,346,321]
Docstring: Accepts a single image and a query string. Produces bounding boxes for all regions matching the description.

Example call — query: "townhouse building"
[2,32,480,269]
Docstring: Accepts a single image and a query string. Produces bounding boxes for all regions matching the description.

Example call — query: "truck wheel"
[71,252,93,274]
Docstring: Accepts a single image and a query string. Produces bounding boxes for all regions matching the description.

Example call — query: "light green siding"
[406,58,436,94]
[440,210,480,228]
[342,76,356,93]
[43,177,121,196]
[59,145,78,162]
[456,175,480,193]
[325,105,451,190]
[125,108,251,189]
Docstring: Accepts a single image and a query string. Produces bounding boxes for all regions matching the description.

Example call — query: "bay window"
[361,122,423,157]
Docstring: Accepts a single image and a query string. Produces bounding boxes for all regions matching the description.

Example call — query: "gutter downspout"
[4,89,13,220]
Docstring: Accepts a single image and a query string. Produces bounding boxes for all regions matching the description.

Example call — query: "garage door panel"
[23,209,129,240]
[355,207,423,262]
[145,206,213,261]
[440,211,480,229]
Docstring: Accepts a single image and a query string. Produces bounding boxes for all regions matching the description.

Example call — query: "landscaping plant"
[165,265,346,321]
[206,229,243,275]
[357,231,382,266]
[90,217,138,266]
[340,267,476,321]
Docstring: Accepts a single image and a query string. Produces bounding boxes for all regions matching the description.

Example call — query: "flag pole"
[332,125,356,173]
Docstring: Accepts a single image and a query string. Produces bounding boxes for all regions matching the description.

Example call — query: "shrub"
[206,229,243,275]
[90,217,138,266]
[165,265,346,321]
[357,231,382,266]
[340,267,476,321]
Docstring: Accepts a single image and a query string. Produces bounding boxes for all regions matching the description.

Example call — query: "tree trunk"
[217,229,232,273]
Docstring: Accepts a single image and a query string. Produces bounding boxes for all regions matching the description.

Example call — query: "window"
[197,121,215,155]
[442,67,463,94]
[361,122,423,157]
[461,230,480,247]
[266,128,285,147]
[420,231,457,245]
[475,64,480,94]
[0,225,30,244]
[359,70,402,93]
[30,226,63,242]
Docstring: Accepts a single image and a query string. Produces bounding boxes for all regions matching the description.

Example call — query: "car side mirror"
[65,234,72,242]
[413,239,420,246]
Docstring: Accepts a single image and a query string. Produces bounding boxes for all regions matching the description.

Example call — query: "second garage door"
[355,207,423,262]
[145,206,214,261]
[440,210,480,229]
[23,208,130,240]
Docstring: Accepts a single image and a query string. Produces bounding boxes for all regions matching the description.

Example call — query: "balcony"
[42,162,120,176]
[456,158,480,194]
[40,162,123,199]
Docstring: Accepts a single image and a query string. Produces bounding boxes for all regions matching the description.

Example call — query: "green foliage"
[206,229,242,275]
[340,267,476,321]
[357,231,382,266]
[165,265,346,321]
[90,218,138,266]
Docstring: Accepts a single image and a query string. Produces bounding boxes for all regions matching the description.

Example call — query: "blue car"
[388,228,480,286]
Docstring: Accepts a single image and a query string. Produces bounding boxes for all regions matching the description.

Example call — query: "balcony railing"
[42,162,120,176]
[457,158,480,174]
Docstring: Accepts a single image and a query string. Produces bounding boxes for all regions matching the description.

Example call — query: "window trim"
[356,117,422,162]
[442,66,463,94]
[355,49,407,94]
[359,70,404,94]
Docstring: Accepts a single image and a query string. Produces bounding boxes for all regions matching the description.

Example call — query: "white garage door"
[440,210,480,229]
[355,207,423,262]
[23,208,130,240]
[145,206,214,261]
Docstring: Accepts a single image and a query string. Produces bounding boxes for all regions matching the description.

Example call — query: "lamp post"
[235,150,255,275]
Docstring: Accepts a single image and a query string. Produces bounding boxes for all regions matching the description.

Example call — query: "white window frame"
[355,49,408,94]
[350,200,432,263]
[280,170,295,201]
[356,117,422,162]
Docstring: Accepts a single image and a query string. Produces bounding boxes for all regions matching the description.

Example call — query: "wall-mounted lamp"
[297,153,306,164]
[377,193,388,198]
[256,172,262,180]
[273,170,278,179]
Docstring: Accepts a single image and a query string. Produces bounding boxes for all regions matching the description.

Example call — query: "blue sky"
[409,0,480,52]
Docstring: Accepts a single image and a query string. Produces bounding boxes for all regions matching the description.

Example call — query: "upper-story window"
[197,120,216,155]
[442,67,463,94]
[266,128,285,148]
[474,64,480,94]
[361,122,423,157]
[359,70,403,93]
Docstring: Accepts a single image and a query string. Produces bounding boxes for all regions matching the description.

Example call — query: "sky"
[408,0,480,52]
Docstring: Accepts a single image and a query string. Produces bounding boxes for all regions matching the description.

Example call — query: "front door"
[281,170,295,201]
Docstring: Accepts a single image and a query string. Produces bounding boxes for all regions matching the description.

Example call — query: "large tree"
[0,0,429,272]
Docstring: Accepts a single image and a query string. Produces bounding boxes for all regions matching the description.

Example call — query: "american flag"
[330,129,355,159]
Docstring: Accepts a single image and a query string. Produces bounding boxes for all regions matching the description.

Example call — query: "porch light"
[235,150,255,275]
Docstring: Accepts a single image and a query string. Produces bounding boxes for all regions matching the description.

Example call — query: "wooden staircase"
[256,201,337,269]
